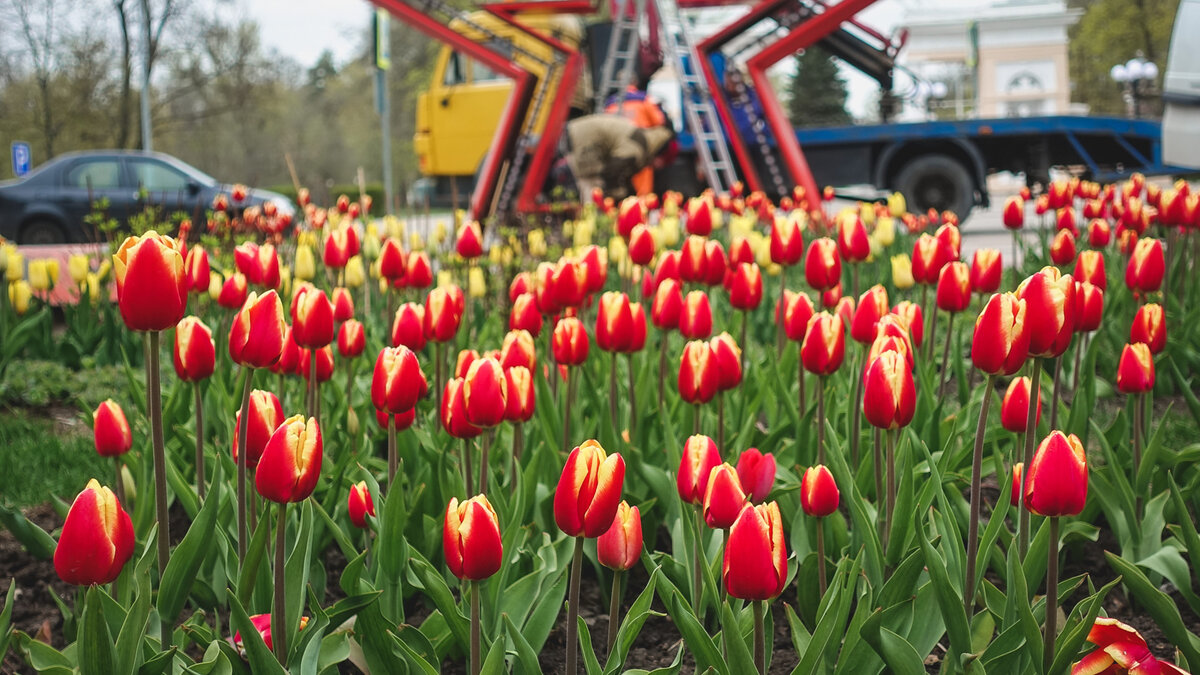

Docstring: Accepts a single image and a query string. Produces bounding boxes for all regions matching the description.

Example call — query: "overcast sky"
[240,0,907,118]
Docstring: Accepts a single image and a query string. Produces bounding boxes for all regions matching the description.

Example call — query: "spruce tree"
[787,46,851,126]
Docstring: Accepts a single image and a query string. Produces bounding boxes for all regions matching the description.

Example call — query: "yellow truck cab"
[414,12,591,193]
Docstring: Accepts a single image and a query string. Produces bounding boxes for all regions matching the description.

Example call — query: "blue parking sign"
[11,141,31,177]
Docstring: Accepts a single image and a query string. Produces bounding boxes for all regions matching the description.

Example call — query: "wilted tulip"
[444,495,502,580]
[1001,377,1041,433]
[703,463,747,529]
[348,481,375,528]
[554,439,625,538]
[597,501,642,571]
[1023,431,1087,517]
[255,415,322,504]
[113,231,188,331]
[723,501,787,601]
[1116,343,1155,394]
[229,291,287,369]
[93,400,132,457]
[800,465,838,517]
[1130,303,1165,354]
[54,479,134,585]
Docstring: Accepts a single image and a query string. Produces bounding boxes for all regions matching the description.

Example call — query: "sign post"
[374,9,394,215]
[11,142,31,178]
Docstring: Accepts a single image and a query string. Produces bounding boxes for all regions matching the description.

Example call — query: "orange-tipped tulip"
[728,262,763,310]
[678,340,718,404]
[113,231,187,331]
[463,357,508,428]
[969,249,1002,294]
[677,434,721,505]
[1017,267,1075,358]
[597,501,642,571]
[442,377,482,439]
[1023,431,1087,517]
[173,316,216,382]
[596,291,634,352]
[1050,229,1077,267]
[372,346,425,414]
[1130,303,1166,354]
[504,366,536,423]
[736,448,776,503]
[723,501,787,601]
[1125,237,1165,294]
[710,332,742,391]
[781,290,816,342]
[800,465,838,517]
[936,261,972,313]
[444,495,502,580]
[54,479,134,585]
[651,278,684,330]
[348,481,375,528]
[804,238,841,291]
[679,290,713,339]
[554,440,626,538]
[800,312,844,375]
[337,319,366,358]
[255,415,323,503]
[1116,343,1155,394]
[862,351,916,429]
[1073,250,1106,290]
[704,463,747,529]
[93,400,132,457]
[851,285,889,344]
[1001,376,1041,433]
[424,286,463,343]
[392,302,427,350]
[1074,282,1103,333]
[290,286,335,349]
[229,290,287,369]
[770,214,804,266]
[971,293,1030,376]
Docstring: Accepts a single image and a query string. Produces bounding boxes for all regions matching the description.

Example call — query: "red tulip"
[1074,282,1103,333]
[174,316,216,382]
[722,501,787,601]
[678,434,721,505]
[554,439,625,538]
[441,377,482,439]
[348,481,375,528]
[444,495,502,580]
[703,240,727,287]
[728,237,754,269]
[1001,377,1041,433]
[552,317,589,366]
[456,221,484,259]
[728,262,763,311]
[379,239,407,282]
[553,258,588,309]
[911,234,946,285]
[1087,218,1111,248]
[596,292,634,352]
[704,463,747,529]
[300,345,334,382]
[1002,196,1025,230]
[1116,342,1155,394]
[837,214,870,262]
[184,244,210,294]
[862,351,915,429]
[392,302,427,350]
[850,285,889,344]
[463,357,508,428]
[229,291,287,369]
[425,286,464,342]
[323,229,354,268]
[710,332,742,391]
[597,501,642,571]
[651,250,681,291]
[93,400,132,457]
[331,287,355,321]
[580,245,608,294]
[679,236,708,284]
[679,291,713,339]
[804,238,841,292]
[628,303,647,352]
[968,249,1002,294]
[1125,237,1165,294]
[1130,303,1166,354]
[1016,267,1076,358]
[406,252,433,288]
[1071,617,1191,675]
[800,465,838,517]
[218,273,249,309]
[371,346,425,414]
[337,319,365,359]
[891,301,924,349]
[1073,250,1106,290]
[781,290,816,342]
[504,366,536,423]
[112,231,188,331]
[1023,431,1087,517]
[1056,206,1078,236]
[800,312,844,375]
[823,284,845,310]
[256,415,323,503]
[499,330,536,372]
[290,286,335,349]
[617,197,647,238]
[1009,463,1023,506]
[736,448,776,503]
[686,197,714,236]
[54,479,134,585]
[1050,229,1077,267]
[652,279,683,330]
[678,340,718,404]
[770,214,804,266]
[936,261,972,313]
[509,292,543,337]
[971,293,1030,376]
[628,224,656,267]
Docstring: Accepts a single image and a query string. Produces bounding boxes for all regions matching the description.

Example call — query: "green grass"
[0,412,108,507]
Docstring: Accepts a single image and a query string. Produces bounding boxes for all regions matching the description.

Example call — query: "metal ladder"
[653,0,738,194]
[494,55,566,220]
[595,0,645,110]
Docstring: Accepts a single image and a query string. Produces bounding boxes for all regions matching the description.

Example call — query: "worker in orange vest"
[604,84,677,195]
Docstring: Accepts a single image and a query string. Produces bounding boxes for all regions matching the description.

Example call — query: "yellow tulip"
[45,259,60,286]
[344,256,365,288]
[409,232,425,251]
[489,245,504,265]
[659,216,681,247]
[891,254,915,290]
[663,198,680,218]
[27,259,50,291]
[294,244,316,281]
[528,229,547,258]
[874,216,896,247]
[0,245,9,279]
[859,202,876,227]
[608,235,628,267]
[8,280,31,315]
[436,269,453,289]
[434,221,448,245]
[888,192,907,217]
[468,266,486,298]
[5,250,22,282]
[277,266,291,297]
[96,258,112,282]
[711,208,725,230]
[728,214,754,241]
[68,255,90,286]
[499,246,514,268]
[207,272,223,301]
[84,273,102,303]
[361,231,381,261]
[298,230,318,248]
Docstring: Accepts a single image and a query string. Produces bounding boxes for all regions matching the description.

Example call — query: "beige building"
[899,0,1083,119]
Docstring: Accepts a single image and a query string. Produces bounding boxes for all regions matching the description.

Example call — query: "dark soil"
[0,505,72,674]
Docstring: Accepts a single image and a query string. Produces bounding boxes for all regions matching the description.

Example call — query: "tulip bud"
[800,465,839,517]
[969,249,1002,295]
[112,231,188,331]
[337,319,365,359]
[554,440,625,538]
[256,415,322,503]
[770,214,804,266]
[504,366,536,422]
[348,481,375,528]
[804,238,841,292]
[441,377,482,439]
[54,479,135,585]
[1116,343,1155,394]
[597,501,642,571]
[332,287,355,321]
[1125,237,1165,294]
[372,346,425,414]
[1023,431,1087,517]
[891,300,924,349]
[391,302,427,351]
[553,317,589,366]
[93,400,133,457]
[651,278,684,330]
[1074,281,1103,333]
[229,291,287,369]
[735,448,776,503]
[290,286,335,349]
[425,286,464,343]
[1130,303,1165,354]
[1073,250,1106,290]
[509,292,543,337]
[1000,376,1041,433]
[596,291,634,352]
[780,290,816,342]
[678,340,718,404]
[678,435,721,505]
[971,293,1030,376]
[723,501,787,601]
[800,312,845,375]
[444,495,502,580]
[1016,267,1075,358]
[1050,229,1077,267]
[862,351,916,429]
[463,357,507,428]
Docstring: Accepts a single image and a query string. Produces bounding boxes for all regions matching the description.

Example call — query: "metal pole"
[377,67,394,215]
[140,0,153,151]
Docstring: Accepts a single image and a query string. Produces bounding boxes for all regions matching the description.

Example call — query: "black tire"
[20,219,66,245]
[894,154,975,220]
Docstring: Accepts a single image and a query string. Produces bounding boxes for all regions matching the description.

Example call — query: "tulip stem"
[436,342,445,414]
[692,403,700,436]
[799,361,807,419]
[235,366,254,563]
[873,427,885,542]
[740,310,748,389]
[851,264,859,301]
[777,272,786,357]
[927,301,939,362]
[470,580,481,675]
[753,600,766,675]
[965,374,997,619]
[566,536,585,675]
[563,369,576,454]
[387,419,397,493]
[816,517,827,596]
[816,377,826,465]
[1044,516,1060,674]
[273,502,288,665]
[1070,333,1084,403]
[717,392,725,454]
[1018,358,1043,558]
[1133,394,1143,519]
[479,432,491,495]
[464,438,473,496]
[938,312,955,396]
[511,423,524,492]
[194,382,205,500]
[627,353,637,438]
[610,351,619,433]
[849,346,865,467]
[658,330,668,410]
[607,570,622,658]
[146,331,172,652]
[1049,354,1063,431]
[693,506,704,616]
[885,429,897,545]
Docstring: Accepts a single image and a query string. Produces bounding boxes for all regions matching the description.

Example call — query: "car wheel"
[20,219,66,245]
[895,154,975,220]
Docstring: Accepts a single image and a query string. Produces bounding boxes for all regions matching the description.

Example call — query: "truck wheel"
[20,219,66,245]
[895,154,975,219]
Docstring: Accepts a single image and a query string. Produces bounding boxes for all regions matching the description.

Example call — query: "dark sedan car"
[0,150,294,244]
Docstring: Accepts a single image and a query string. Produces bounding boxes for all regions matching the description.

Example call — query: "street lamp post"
[1110,54,1159,119]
